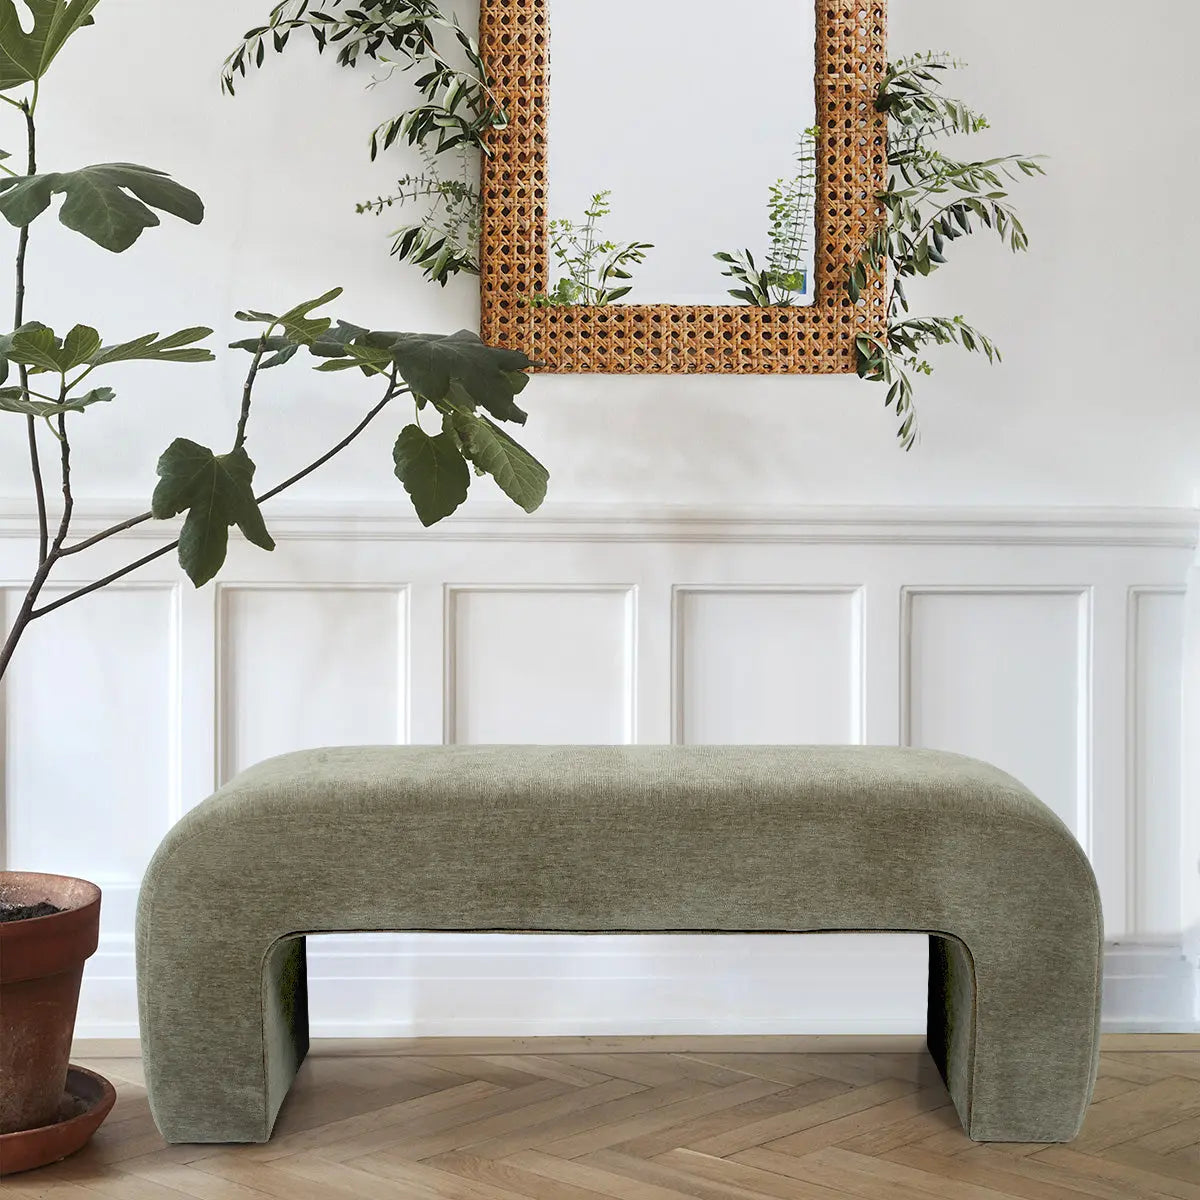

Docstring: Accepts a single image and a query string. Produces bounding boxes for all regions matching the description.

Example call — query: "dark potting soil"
[0,900,63,923]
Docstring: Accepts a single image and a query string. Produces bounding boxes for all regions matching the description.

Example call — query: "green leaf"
[392,424,470,527]
[234,288,343,346]
[0,383,113,416]
[227,333,301,369]
[449,411,548,513]
[310,319,369,356]
[312,340,392,375]
[0,321,108,374]
[0,320,38,382]
[151,439,275,587]
[72,385,115,408]
[0,174,54,225]
[0,163,204,252]
[0,0,99,91]
[62,323,101,369]
[229,289,345,369]
[386,329,536,424]
[276,287,342,345]
[6,323,66,372]
[89,327,214,367]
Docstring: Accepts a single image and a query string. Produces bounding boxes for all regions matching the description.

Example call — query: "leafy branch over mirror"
[530,190,653,307]
[849,53,1044,449]
[0,0,548,686]
[717,128,818,307]
[356,140,481,284]
[223,0,502,285]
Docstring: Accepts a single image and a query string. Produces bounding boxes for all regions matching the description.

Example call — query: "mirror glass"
[545,0,818,308]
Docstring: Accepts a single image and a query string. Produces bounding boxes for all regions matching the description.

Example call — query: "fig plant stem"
[15,89,47,566]
[24,376,405,624]
[0,74,410,683]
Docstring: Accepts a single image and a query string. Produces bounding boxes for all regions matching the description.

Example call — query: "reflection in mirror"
[544,0,818,308]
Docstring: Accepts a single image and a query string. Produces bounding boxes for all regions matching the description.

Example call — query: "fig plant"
[0,0,549,683]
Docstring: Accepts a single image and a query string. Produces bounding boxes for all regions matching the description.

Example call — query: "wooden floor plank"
[760,1083,947,1157]
[1074,1076,1200,1152]
[680,1077,869,1157]
[611,1082,850,1160]
[504,1149,703,1200]
[538,1080,786,1160]
[587,1147,801,1200]
[7,1042,1200,1197]
[883,1145,1096,1200]
[967,1143,1199,1200]
[427,1151,619,1200]
[464,1081,702,1160]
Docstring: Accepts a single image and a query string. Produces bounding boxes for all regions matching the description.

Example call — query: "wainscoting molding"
[2,502,1196,1036]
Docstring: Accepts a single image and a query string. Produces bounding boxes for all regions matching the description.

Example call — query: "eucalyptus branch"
[849,51,1043,448]
[225,1,499,284]
[718,129,818,307]
[532,191,652,307]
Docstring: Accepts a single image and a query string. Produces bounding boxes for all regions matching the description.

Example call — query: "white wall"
[0,0,1198,1036]
[0,0,1197,510]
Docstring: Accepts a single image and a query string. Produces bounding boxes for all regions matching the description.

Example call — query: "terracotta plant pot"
[0,872,102,1135]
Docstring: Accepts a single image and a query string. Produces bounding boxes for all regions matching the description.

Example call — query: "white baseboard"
[77,934,1200,1041]
[1103,941,1200,1031]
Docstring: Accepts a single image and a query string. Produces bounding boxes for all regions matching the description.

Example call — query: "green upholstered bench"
[135,745,1103,1145]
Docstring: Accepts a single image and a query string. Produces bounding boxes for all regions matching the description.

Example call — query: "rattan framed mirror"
[478,0,887,374]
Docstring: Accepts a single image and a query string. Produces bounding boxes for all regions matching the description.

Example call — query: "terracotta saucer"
[0,1065,116,1176]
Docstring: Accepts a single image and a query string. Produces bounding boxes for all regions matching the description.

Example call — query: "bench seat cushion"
[136,746,1103,1144]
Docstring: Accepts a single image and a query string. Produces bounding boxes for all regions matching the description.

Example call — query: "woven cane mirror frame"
[478,0,887,375]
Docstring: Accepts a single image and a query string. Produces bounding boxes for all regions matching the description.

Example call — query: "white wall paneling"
[1182,565,1200,1017]
[901,587,1090,840]
[673,587,864,745]
[2,583,179,959]
[446,586,636,745]
[218,585,408,780]
[1,504,1196,1036]
[1128,588,1186,938]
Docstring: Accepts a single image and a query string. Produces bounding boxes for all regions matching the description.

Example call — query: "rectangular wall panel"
[1131,589,1185,936]
[448,587,635,744]
[675,587,863,744]
[4,585,176,883]
[220,587,405,780]
[904,589,1088,835]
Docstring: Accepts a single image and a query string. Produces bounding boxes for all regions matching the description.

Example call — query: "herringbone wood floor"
[8,1037,1200,1198]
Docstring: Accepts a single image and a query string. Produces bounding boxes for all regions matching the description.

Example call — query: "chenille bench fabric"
[135,745,1103,1145]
